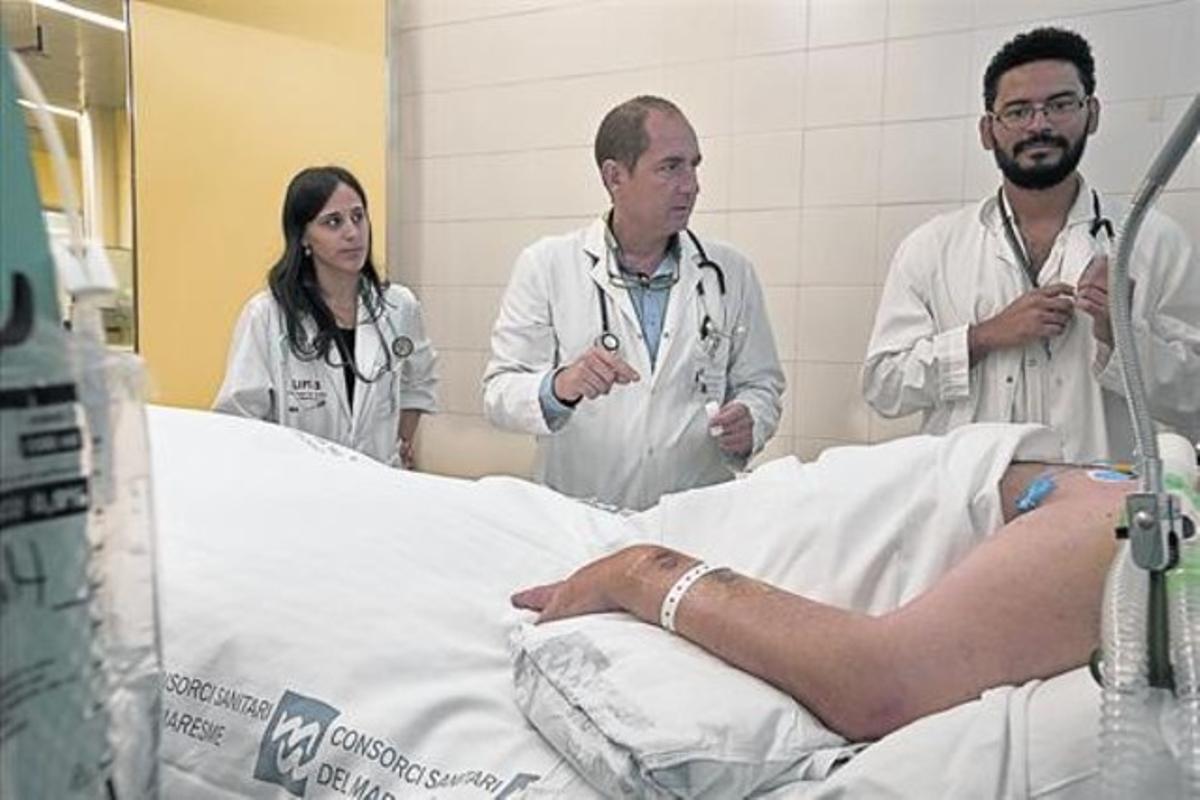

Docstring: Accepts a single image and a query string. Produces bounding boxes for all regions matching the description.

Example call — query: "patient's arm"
[512,467,1129,741]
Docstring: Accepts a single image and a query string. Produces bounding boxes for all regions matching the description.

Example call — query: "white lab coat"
[214,284,438,466]
[863,181,1200,462]
[483,218,785,511]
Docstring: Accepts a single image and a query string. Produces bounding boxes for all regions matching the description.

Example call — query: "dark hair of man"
[982,27,1096,110]
[267,165,389,364]
[594,95,685,172]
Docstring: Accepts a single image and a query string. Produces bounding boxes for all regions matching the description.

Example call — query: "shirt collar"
[603,210,682,276]
[982,175,1097,232]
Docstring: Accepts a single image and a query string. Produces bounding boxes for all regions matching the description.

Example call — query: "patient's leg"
[513,464,1132,741]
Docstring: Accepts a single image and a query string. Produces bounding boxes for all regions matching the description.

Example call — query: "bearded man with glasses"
[864,27,1199,462]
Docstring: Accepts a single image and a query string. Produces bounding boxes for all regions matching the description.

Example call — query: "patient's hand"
[511,545,674,623]
[511,555,622,623]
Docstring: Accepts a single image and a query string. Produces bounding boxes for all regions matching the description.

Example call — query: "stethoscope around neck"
[995,186,1113,366]
[594,229,727,354]
[320,283,414,384]
[996,186,1114,283]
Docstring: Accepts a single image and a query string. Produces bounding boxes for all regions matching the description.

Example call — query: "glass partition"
[3,0,135,348]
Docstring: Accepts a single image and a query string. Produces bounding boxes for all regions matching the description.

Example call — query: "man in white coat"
[483,96,784,511]
[863,27,1200,462]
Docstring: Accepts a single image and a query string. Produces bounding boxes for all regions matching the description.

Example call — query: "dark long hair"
[267,165,388,363]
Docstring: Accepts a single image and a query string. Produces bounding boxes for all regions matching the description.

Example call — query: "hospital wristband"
[659,562,725,633]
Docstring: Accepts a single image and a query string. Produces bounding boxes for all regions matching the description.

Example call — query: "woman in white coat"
[214,166,437,467]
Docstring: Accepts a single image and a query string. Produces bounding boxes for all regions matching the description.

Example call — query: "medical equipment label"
[0,382,111,798]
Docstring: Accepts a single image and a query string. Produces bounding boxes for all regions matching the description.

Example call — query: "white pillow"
[512,614,855,799]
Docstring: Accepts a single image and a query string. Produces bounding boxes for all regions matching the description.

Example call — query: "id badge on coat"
[286,377,330,413]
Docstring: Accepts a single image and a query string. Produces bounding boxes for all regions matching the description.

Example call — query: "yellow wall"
[130,0,387,407]
[29,142,82,212]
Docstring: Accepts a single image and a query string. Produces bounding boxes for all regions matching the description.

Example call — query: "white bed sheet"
[151,406,617,798]
[150,406,1111,799]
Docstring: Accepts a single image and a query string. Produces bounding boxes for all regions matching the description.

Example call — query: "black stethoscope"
[996,186,1113,362]
[996,186,1114,283]
[324,282,415,383]
[594,229,727,353]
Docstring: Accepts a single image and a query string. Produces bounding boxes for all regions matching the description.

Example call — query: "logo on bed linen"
[254,690,342,797]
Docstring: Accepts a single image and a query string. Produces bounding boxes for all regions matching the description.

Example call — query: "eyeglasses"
[606,261,679,291]
[991,96,1089,130]
[602,215,679,290]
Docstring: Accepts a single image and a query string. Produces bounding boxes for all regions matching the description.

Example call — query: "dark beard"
[992,132,1088,190]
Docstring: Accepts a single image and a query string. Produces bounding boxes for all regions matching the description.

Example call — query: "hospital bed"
[150,406,1162,799]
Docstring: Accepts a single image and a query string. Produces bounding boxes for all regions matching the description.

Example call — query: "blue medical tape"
[1088,469,1134,483]
[1016,473,1057,514]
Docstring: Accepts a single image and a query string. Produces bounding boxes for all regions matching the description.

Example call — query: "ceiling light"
[33,0,127,32]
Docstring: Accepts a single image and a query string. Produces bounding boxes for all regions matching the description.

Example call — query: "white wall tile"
[401,3,661,93]
[403,89,479,157]
[887,0,973,38]
[421,149,605,221]
[696,136,733,214]
[1066,4,1176,103]
[733,53,806,134]
[528,70,666,152]
[802,125,882,206]
[966,25,1021,114]
[971,0,1162,30]
[808,0,887,47]
[690,210,731,240]
[651,0,736,66]
[883,32,974,121]
[1166,0,1200,97]
[662,60,735,139]
[394,29,422,96]
[1080,99,1165,196]
[527,148,613,218]
[764,286,799,360]
[875,202,961,283]
[397,0,578,30]
[805,43,886,128]
[1158,191,1200,245]
[418,285,455,352]
[418,154,504,221]
[727,209,803,287]
[776,360,798,436]
[418,413,536,478]
[729,131,804,209]
[794,361,870,440]
[735,0,808,55]
[1164,97,1200,191]
[397,94,422,157]
[396,157,425,222]
[436,349,489,415]
[420,286,503,350]
[879,118,965,203]
[797,286,876,362]
[400,218,587,288]
[961,115,999,200]
[800,205,879,286]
